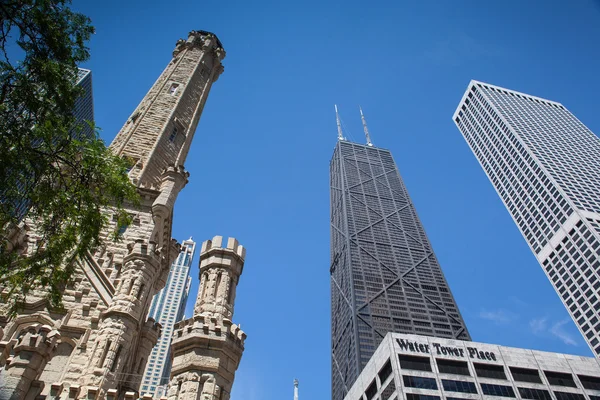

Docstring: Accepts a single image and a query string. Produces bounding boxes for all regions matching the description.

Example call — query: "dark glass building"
[74,68,95,139]
[330,140,470,400]
[3,68,95,222]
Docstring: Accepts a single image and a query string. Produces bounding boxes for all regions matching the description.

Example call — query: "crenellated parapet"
[141,317,161,342]
[166,236,246,400]
[172,314,246,346]
[101,240,162,319]
[0,324,61,400]
[8,324,60,364]
[139,317,161,353]
[125,239,161,263]
[173,30,225,61]
[47,384,158,400]
[194,236,245,320]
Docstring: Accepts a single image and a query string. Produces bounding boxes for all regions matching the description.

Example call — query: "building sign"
[396,338,497,361]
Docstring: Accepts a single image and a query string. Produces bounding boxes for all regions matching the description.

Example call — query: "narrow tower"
[141,238,195,397]
[166,236,246,400]
[0,30,225,400]
[330,111,470,400]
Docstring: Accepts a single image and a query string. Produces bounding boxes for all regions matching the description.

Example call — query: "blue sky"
[74,1,600,399]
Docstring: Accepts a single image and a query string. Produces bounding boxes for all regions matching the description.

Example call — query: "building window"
[446,398,472,400]
[169,126,178,142]
[398,355,432,372]
[518,388,552,400]
[436,359,470,376]
[406,395,440,400]
[110,345,122,372]
[169,83,179,95]
[577,375,600,390]
[475,363,507,380]
[544,371,577,387]
[381,379,396,400]
[553,392,585,400]
[122,156,138,173]
[98,340,112,368]
[480,383,516,397]
[510,367,543,384]
[441,379,477,394]
[365,379,377,400]
[403,375,438,390]
[378,359,393,383]
[117,223,128,236]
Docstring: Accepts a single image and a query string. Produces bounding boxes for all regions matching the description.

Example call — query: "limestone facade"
[166,236,247,400]
[0,30,225,400]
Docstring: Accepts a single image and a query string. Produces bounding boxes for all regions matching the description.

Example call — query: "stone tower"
[0,30,225,400]
[166,236,246,400]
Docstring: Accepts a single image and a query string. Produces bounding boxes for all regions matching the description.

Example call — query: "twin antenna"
[334,105,373,146]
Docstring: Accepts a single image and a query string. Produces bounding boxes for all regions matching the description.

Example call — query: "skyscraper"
[329,114,471,400]
[74,68,95,138]
[141,238,195,398]
[4,67,95,222]
[453,80,600,357]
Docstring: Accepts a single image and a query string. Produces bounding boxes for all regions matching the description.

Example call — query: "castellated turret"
[0,30,224,400]
[166,236,247,400]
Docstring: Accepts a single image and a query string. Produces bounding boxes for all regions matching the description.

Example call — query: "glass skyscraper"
[454,80,600,357]
[74,68,94,138]
[330,140,471,400]
[4,68,95,221]
[141,238,195,398]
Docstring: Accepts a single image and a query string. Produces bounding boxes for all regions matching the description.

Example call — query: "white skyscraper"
[453,80,600,357]
[141,238,195,397]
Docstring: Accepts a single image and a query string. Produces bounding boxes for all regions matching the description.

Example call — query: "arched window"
[199,273,208,300]
[227,276,235,304]
[214,272,222,298]
[128,278,136,295]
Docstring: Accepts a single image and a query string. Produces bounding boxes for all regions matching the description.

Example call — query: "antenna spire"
[359,106,373,146]
[335,105,344,141]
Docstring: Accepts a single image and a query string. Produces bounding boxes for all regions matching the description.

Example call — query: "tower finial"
[359,106,373,146]
[335,105,344,141]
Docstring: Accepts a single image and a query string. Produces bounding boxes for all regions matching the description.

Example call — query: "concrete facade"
[346,333,600,400]
[0,30,225,400]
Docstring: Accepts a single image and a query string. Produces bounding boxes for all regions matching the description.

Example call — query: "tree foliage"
[0,0,139,313]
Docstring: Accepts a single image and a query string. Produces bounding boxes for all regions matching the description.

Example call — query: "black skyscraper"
[330,140,470,400]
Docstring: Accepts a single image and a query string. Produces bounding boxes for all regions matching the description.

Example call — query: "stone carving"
[167,236,247,400]
[0,30,225,399]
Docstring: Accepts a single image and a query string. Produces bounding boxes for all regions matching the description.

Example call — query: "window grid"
[454,81,600,357]
[140,240,196,397]
[330,141,471,400]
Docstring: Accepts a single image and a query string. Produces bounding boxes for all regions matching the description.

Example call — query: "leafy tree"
[0,0,139,313]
